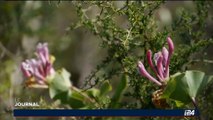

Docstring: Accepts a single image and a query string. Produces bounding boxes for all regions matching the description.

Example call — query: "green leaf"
[48,68,72,99]
[49,90,69,103]
[174,100,185,108]
[162,70,213,106]
[69,89,85,101]
[65,90,85,108]
[184,71,213,98]
[100,80,112,96]
[68,88,100,108]
[67,97,85,108]
[110,74,128,108]
[86,88,100,98]
[162,72,191,105]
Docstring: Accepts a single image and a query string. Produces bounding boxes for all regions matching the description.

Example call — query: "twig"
[0,41,16,61]
[189,59,213,64]
[123,21,136,46]
[191,97,201,120]
[70,86,101,108]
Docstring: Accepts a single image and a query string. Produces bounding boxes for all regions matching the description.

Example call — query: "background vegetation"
[0,1,213,120]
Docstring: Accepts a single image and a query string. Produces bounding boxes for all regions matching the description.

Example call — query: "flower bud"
[138,61,162,86]
[167,37,174,55]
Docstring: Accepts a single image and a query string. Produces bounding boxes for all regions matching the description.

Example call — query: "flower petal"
[162,47,169,66]
[43,43,49,61]
[154,52,161,65]
[147,50,157,73]
[164,37,174,78]
[147,50,163,81]
[138,61,162,86]
[36,43,49,63]
[29,59,45,81]
[167,37,174,56]
[21,62,32,77]
[156,54,164,81]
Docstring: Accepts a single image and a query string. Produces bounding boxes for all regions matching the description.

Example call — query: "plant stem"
[191,97,201,120]
[70,86,101,108]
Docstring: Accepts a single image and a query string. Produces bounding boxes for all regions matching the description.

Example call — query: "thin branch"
[0,41,16,61]
[123,21,136,46]
[189,59,213,64]
[70,86,101,108]
[191,97,201,120]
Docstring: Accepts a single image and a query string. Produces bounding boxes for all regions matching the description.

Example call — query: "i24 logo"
[184,110,195,116]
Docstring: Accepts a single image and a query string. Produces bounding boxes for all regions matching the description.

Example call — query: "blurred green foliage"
[0,1,213,120]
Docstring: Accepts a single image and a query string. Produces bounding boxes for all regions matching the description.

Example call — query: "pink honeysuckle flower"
[156,54,164,81]
[167,37,174,56]
[162,47,168,66]
[138,37,174,86]
[165,37,174,77]
[138,61,162,86]
[20,43,55,88]
[147,50,163,81]
[36,43,49,65]
[20,62,32,78]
